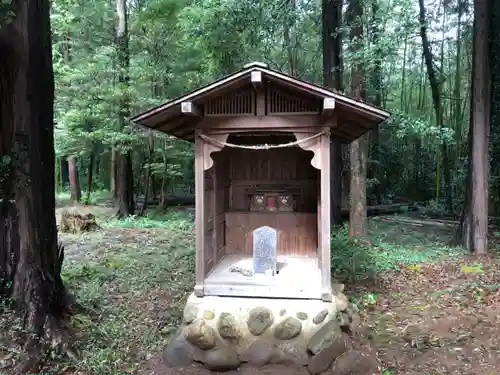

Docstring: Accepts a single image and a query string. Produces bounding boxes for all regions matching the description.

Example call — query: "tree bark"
[418,0,452,210]
[114,0,134,217]
[322,0,343,227]
[368,0,382,205]
[0,0,67,370]
[139,133,154,216]
[347,0,368,238]
[456,0,490,254]
[68,156,81,202]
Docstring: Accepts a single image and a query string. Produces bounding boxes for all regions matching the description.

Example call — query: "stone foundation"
[164,287,360,374]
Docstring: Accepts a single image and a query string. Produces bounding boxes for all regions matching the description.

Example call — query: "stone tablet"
[252,226,277,276]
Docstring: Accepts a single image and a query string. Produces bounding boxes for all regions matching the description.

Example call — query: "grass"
[330,221,466,282]
[58,210,195,374]
[56,189,112,206]
[46,208,470,374]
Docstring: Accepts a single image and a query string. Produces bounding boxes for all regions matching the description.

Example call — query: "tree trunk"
[368,0,382,205]
[111,148,117,198]
[86,148,95,203]
[0,0,68,370]
[114,0,134,217]
[456,0,490,254]
[322,0,343,227]
[68,157,81,202]
[139,134,154,216]
[347,0,367,238]
[418,0,452,210]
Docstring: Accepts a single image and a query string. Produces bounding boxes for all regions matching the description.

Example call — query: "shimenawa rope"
[198,130,328,150]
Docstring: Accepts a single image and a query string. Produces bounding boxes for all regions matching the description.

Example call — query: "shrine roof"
[131,62,390,142]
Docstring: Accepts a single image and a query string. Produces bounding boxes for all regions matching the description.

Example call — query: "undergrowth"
[53,210,468,374]
[59,212,195,375]
[331,223,467,282]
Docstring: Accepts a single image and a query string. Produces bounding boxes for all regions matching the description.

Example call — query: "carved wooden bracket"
[294,132,321,170]
[203,133,229,170]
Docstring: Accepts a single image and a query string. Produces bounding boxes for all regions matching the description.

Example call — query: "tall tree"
[418,0,452,210]
[0,0,67,371]
[115,0,134,217]
[322,0,343,227]
[347,0,368,238]
[455,0,490,254]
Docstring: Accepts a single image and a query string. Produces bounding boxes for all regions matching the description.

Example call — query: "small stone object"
[337,293,349,311]
[241,340,274,367]
[296,312,308,321]
[253,226,277,275]
[203,310,215,320]
[276,339,309,365]
[332,282,345,294]
[203,347,240,371]
[329,350,377,375]
[183,304,198,324]
[312,310,329,325]
[229,266,254,277]
[247,307,273,336]
[163,331,203,367]
[274,317,302,340]
[307,334,348,375]
[279,309,286,316]
[217,312,242,342]
[307,320,342,355]
[183,319,217,350]
[337,312,350,327]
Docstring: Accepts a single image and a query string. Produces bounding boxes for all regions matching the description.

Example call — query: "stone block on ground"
[202,347,241,371]
[163,329,203,367]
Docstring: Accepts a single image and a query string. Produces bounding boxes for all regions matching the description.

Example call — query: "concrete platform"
[204,254,323,299]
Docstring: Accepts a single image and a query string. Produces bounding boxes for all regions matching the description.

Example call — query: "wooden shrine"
[132,62,390,303]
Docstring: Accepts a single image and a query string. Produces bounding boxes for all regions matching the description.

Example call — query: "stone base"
[163,289,361,374]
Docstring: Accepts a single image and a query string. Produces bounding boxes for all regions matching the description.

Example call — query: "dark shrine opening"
[203,131,321,298]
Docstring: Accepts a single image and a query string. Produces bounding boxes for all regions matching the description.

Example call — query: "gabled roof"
[131,62,390,142]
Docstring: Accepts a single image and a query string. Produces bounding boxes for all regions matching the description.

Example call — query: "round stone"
[312,310,329,325]
[307,320,342,355]
[217,312,242,342]
[337,293,349,311]
[274,317,302,340]
[203,347,240,371]
[183,319,217,350]
[203,310,215,320]
[241,340,274,367]
[279,309,287,316]
[296,312,308,321]
[247,307,274,336]
[183,304,198,324]
[163,329,203,367]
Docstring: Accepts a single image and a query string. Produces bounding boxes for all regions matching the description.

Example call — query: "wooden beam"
[251,71,264,92]
[181,101,201,116]
[319,129,332,302]
[194,130,205,297]
[322,98,336,117]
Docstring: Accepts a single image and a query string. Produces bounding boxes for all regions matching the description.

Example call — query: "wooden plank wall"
[227,147,318,212]
[225,212,317,255]
[204,151,230,276]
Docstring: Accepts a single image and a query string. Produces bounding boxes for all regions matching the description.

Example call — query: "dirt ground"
[13,204,497,375]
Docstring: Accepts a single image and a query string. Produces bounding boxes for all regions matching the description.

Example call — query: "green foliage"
[59,213,195,374]
[331,223,466,281]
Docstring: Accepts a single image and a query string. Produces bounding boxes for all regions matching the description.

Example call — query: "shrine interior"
[203,132,323,298]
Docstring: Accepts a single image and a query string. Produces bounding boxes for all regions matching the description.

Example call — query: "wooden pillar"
[194,130,205,297]
[320,128,332,302]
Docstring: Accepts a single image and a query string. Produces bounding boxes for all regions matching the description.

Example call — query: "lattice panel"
[204,89,255,116]
[267,85,321,114]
